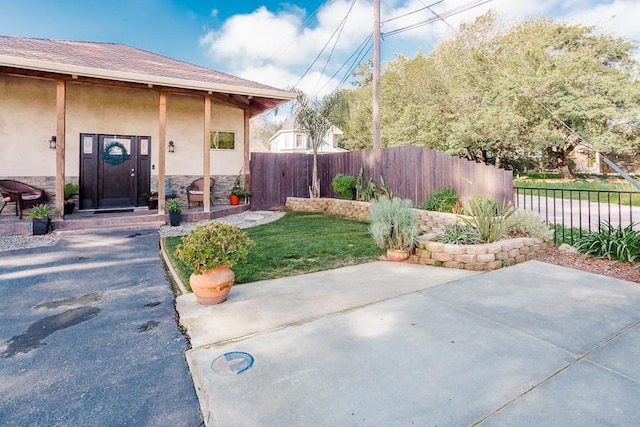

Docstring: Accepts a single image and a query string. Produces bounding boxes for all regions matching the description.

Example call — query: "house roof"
[0,36,295,113]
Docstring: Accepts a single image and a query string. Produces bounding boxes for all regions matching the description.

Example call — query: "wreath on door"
[103,141,128,165]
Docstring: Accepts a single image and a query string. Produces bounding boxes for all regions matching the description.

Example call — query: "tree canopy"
[340,11,640,178]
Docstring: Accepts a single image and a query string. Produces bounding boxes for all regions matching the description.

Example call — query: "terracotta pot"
[189,265,235,305]
[386,248,410,262]
[229,194,240,205]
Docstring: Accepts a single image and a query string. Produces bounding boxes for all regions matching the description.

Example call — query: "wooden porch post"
[244,110,251,190]
[203,94,211,212]
[55,79,66,219]
[158,91,167,214]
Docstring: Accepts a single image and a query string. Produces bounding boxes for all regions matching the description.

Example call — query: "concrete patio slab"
[177,261,479,347]
[424,260,640,355]
[187,291,573,426]
[482,360,640,426]
[180,260,640,426]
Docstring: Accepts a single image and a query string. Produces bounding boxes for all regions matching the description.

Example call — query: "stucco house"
[0,35,294,218]
[268,117,345,154]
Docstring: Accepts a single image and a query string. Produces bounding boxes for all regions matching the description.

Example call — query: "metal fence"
[515,186,640,244]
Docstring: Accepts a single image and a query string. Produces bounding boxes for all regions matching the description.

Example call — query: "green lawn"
[163,212,381,289]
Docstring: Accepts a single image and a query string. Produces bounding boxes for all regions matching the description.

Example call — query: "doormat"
[93,208,134,214]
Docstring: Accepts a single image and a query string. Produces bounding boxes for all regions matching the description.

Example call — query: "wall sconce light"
[168,140,175,153]
[49,136,57,149]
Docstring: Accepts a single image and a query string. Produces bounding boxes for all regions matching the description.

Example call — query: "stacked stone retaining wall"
[415,234,553,271]
[286,197,553,271]
[285,197,460,231]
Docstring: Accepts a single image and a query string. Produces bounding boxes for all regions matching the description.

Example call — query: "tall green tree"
[293,90,348,197]
[341,11,640,178]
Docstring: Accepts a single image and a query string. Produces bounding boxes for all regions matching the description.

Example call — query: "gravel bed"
[158,210,286,237]
[0,234,60,253]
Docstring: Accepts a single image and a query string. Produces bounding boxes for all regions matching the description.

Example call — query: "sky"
[1,0,639,98]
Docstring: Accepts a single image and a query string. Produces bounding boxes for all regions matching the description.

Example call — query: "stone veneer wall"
[415,234,553,271]
[0,175,79,205]
[152,175,236,205]
[1,175,238,207]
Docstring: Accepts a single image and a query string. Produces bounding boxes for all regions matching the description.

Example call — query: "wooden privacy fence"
[250,146,513,210]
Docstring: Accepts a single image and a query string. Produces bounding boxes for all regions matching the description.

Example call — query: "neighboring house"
[0,36,294,215]
[268,117,345,153]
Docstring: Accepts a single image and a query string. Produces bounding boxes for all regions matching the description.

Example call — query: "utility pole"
[372,0,381,149]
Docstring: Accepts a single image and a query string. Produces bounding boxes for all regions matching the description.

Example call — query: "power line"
[381,0,445,25]
[312,0,357,94]
[316,33,373,95]
[382,0,493,38]
[258,0,335,79]
[295,0,357,88]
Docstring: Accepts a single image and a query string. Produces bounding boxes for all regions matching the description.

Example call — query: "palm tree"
[293,90,348,198]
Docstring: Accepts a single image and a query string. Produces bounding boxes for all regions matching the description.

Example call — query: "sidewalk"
[178,260,640,426]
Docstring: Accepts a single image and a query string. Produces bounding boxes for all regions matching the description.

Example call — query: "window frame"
[210,130,237,151]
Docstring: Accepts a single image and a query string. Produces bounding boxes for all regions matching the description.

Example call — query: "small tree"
[293,90,348,198]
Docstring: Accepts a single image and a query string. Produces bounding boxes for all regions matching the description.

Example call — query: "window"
[295,133,305,149]
[210,131,236,150]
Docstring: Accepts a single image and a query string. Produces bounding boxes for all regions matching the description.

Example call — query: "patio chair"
[0,180,48,219]
[186,177,215,209]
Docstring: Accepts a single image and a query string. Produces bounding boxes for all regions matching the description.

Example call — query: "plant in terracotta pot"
[165,198,183,226]
[63,182,79,215]
[229,171,251,205]
[369,196,419,261]
[25,203,55,236]
[175,222,254,304]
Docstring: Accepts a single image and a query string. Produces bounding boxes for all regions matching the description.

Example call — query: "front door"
[79,134,151,210]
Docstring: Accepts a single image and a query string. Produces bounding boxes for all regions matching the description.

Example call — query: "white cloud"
[565,0,640,47]
[200,0,640,97]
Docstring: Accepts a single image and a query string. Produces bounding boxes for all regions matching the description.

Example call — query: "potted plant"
[63,182,79,215]
[369,197,419,261]
[175,222,254,305]
[232,187,252,204]
[165,198,182,226]
[25,203,54,236]
[143,192,158,210]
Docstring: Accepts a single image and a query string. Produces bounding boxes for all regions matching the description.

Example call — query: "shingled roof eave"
[0,54,296,101]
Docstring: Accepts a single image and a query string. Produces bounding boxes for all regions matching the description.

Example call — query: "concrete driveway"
[0,231,201,426]
[179,261,640,426]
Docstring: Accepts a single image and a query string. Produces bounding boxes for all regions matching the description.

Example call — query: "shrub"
[574,222,640,267]
[24,203,54,219]
[506,209,554,241]
[331,174,356,200]
[437,223,480,245]
[422,188,460,213]
[369,197,419,250]
[461,197,516,243]
[175,222,254,274]
[63,183,79,201]
[165,198,183,213]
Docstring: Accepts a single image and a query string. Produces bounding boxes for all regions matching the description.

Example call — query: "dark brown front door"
[79,134,151,210]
